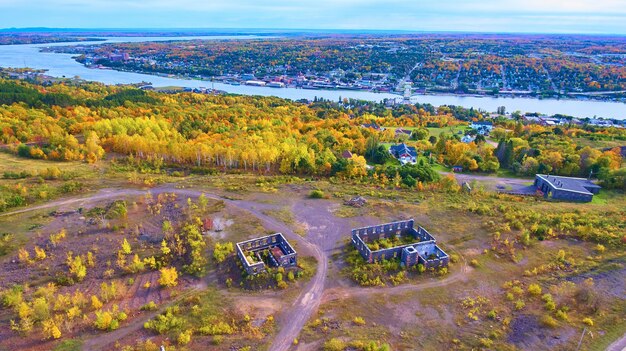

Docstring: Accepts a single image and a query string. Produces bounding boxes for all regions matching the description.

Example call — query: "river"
[0,36,625,120]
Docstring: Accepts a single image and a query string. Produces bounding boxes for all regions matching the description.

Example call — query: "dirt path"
[0,185,469,351]
[606,332,626,351]
[442,172,535,192]
[0,188,148,218]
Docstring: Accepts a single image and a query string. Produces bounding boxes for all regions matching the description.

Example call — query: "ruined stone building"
[236,233,297,275]
[351,219,449,269]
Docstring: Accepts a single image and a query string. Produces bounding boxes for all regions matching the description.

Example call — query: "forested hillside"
[0,79,623,187]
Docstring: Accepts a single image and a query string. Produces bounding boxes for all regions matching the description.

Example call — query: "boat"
[267,82,285,88]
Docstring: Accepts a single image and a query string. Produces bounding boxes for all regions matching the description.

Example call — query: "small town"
[43,34,626,103]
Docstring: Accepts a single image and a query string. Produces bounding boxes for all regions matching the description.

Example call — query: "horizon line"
[1,27,626,37]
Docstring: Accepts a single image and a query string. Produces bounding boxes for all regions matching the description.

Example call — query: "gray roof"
[536,174,601,195]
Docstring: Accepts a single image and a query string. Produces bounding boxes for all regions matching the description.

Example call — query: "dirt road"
[0,185,468,351]
[606,332,626,351]
[443,172,535,193]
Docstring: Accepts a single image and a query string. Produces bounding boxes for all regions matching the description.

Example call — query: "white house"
[389,143,418,165]
[469,121,493,135]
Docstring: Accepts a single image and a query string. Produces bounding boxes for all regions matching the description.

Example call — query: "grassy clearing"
[52,339,83,351]
[300,295,395,348]
[0,151,95,175]
[572,137,625,149]
[427,126,464,137]
[0,208,54,257]
[262,207,307,236]
[590,189,624,205]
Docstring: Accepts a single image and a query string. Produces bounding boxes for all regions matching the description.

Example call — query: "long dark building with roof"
[534,174,601,202]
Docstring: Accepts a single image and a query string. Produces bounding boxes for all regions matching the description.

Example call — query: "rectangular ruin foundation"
[236,233,297,275]
[351,219,449,269]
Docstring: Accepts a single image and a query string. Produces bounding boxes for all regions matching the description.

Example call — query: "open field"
[0,161,622,350]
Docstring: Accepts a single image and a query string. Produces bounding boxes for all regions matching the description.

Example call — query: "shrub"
[120,238,132,255]
[479,338,493,347]
[91,295,103,310]
[309,189,325,199]
[141,301,158,311]
[213,242,234,263]
[60,181,83,193]
[416,263,426,274]
[34,246,46,261]
[514,300,525,310]
[100,281,126,302]
[527,283,542,296]
[42,319,62,339]
[198,321,234,335]
[353,316,366,325]
[158,267,178,287]
[1,285,24,308]
[66,252,87,282]
[178,330,192,346]
[39,167,62,180]
[144,307,184,334]
[17,248,31,264]
[94,306,125,331]
[324,338,346,351]
[49,229,66,246]
[582,317,594,326]
[541,314,558,328]
[212,335,224,345]
[470,259,480,267]
[32,297,50,321]
[126,254,145,273]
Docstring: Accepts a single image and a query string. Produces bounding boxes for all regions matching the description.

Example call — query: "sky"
[1,0,626,34]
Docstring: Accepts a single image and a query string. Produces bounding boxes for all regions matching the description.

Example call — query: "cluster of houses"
[78,46,397,92]
[461,121,494,143]
[487,113,625,129]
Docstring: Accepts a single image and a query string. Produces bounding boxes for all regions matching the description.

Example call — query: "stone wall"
[351,219,449,269]
[236,233,297,275]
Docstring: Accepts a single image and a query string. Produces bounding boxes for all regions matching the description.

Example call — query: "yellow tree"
[158,267,179,287]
